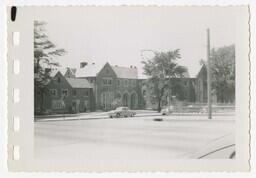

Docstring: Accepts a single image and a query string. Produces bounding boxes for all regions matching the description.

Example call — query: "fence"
[172,102,235,113]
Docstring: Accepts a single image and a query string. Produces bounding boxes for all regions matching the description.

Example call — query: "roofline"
[196,64,207,78]
[97,62,118,78]
[47,71,74,89]
[65,78,93,89]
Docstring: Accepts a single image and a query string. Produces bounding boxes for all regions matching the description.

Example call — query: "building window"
[101,92,114,110]
[103,78,112,86]
[50,89,57,96]
[103,79,108,85]
[142,90,146,97]
[85,90,89,97]
[52,100,65,109]
[57,77,61,83]
[117,80,120,86]
[124,80,128,87]
[73,90,77,96]
[62,89,68,97]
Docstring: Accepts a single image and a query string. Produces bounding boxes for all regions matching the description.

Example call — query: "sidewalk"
[35,110,235,122]
[35,111,104,119]
[35,109,158,119]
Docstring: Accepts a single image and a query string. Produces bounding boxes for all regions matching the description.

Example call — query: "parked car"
[108,107,136,118]
[161,105,174,115]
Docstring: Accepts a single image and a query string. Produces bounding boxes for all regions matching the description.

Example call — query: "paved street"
[34,113,235,161]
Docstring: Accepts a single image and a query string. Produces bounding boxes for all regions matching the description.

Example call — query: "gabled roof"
[66,78,92,88]
[49,68,66,77]
[71,68,77,74]
[76,64,103,78]
[110,65,138,79]
[49,67,76,77]
[196,64,207,78]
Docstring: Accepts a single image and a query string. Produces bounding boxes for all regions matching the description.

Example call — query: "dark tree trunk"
[40,88,45,113]
[157,99,161,112]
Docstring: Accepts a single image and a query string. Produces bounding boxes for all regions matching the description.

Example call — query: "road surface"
[34,114,235,161]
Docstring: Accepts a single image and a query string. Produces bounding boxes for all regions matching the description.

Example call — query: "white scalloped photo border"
[6,5,250,172]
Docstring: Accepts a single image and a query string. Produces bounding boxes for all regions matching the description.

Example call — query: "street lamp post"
[207,28,212,119]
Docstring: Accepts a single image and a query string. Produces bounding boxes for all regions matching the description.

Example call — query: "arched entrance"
[101,91,114,110]
[122,93,129,107]
[130,92,137,109]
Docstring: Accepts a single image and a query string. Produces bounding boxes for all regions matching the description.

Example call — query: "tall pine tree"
[34,21,66,113]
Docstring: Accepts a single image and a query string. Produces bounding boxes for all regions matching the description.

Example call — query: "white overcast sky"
[40,6,239,78]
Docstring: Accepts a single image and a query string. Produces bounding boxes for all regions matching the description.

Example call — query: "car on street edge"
[108,107,136,118]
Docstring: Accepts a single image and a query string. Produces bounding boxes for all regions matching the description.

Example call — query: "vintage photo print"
[7,6,250,171]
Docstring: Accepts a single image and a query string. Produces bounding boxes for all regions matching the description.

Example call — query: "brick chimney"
[80,62,88,68]
[45,68,51,74]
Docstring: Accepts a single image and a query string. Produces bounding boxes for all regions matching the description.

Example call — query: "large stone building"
[195,64,208,103]
[77,62,143,111]
[36,62,221,114]
[35,70,94,114]
[194,64,217,103]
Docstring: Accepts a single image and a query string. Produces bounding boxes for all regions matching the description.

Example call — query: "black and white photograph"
[34,6,237,160]
[7,6,250,171]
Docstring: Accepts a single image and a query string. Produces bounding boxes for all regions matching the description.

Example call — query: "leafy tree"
[141,49,188,112]
[34,21,66,113]
[210,45,235,103]
[199,45,235,103]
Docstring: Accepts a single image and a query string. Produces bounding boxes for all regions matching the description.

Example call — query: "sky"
[39,6,238,78]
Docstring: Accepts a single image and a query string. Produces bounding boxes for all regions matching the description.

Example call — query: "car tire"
[116,113,120,118]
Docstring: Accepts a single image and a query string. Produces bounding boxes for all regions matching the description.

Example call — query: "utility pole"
[207,28,212,119]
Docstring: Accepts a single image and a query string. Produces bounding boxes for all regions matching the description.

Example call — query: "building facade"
[195,64,217,103]
[37,71,94,114]
[36,62,224,114]
[95,63,142,110]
